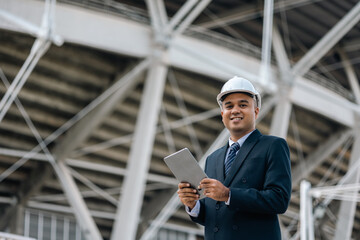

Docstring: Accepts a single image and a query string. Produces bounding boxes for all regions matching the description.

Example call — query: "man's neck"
[230,129,255,146]
[231,128,255,142]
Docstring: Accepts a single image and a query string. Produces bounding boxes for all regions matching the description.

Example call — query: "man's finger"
[200,178,211,184]
[178,188,198,194]
[178,182,191,189]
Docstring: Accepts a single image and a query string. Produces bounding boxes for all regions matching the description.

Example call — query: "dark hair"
[220,92,254,102]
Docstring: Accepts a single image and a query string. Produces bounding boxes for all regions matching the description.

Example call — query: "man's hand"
[177,182,199,209]
[199,178,230,202]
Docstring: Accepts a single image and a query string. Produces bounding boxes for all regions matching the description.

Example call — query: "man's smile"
[230,116,243,121]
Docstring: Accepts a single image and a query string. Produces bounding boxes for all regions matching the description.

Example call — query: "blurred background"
[0,0,360,239]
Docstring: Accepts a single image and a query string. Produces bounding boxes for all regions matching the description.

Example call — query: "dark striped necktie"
[225,142,240,176]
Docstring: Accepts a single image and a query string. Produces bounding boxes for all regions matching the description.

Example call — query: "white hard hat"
[217,76,261,109]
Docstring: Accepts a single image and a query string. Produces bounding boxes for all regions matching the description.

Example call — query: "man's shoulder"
[258,133,288,146]
[247,129,284,144]
[261,134,283,140]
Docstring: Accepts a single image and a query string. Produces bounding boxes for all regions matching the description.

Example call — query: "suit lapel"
[224,129,262,186]
[215,145,228,184]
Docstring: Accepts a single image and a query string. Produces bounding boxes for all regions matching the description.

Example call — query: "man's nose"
[232,105,241,113]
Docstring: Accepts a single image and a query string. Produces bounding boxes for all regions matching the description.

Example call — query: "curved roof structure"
[0,0,360,239]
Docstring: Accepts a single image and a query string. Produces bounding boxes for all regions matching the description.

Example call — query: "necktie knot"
[230,142,240,152]
[225,142,240,176]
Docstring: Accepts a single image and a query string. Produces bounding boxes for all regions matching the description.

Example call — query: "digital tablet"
[164,148,207,199]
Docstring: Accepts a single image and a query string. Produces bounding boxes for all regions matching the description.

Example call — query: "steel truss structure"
[0,0,360,239]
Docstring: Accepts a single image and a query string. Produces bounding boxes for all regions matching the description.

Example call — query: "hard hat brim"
[217,89,257,103]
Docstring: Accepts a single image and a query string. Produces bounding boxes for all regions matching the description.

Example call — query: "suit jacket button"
[216,204,220,210]
[213,227,219,232]
[242,178,247,183]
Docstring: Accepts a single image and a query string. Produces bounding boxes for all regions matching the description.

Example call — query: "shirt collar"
[228,129,255,147]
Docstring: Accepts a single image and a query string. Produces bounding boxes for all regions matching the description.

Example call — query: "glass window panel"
[29,213,38,238]
[56,219,64,240]
[43,216,52,240]
[68,221,77,240]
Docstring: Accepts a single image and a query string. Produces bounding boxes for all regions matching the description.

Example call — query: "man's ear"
[254,107,259,119]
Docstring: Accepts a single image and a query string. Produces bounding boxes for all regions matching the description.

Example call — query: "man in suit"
[177,76,292,240]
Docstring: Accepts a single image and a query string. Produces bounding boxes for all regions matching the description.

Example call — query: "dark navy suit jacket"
[191,129,292,240]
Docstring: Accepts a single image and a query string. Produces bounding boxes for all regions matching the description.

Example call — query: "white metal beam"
[198,0,323,29]
[111,54,168,240]
[270,94,292,138]
[0,1,62,44]
[270,26,293,138]
[0,9,48,42]
[168,71,203,157]
[27,201,116,220]
[1,0,358,129]
[292,129,353,186]
[0,0,62,123]
[67,167,118,206]
[272,26,291,78]
[334,118,360,240]
[0,39,50,123]
[0,60,151,240]
[0,65,102,239]
[339,51,360,104]
[169,39,269,88]
[137,189,176,237]
[67,158,177,187]
[257,95,279,123]
[292,1,360,77]
[172,0,211,37]
[316,156,360,207]
[270,79,292,138]
[159,106,177,153]
[0,0,153,57]
[165,0,197,34]
[0,71,54,231]
[259,0,274,86]
[52,62,144,161]
[22,142,102,240]
[290,78,356,127]
[145,0,167,34]
[300,180,315,240]
[0,232,35,240]
[0,58,151,183]
[140,128,230,240]
[1,0,359,161]
[0,147,179,186]
[52,161,102,240]
[304,152,360,240]
[73,107,219,157]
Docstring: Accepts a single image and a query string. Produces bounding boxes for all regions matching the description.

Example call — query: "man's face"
[221,92,259,141]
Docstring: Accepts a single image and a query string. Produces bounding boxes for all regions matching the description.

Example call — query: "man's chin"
[230,128,244,135]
